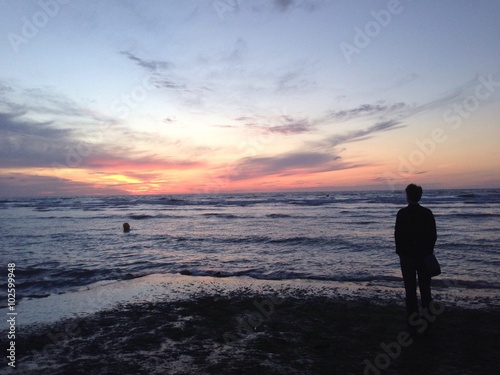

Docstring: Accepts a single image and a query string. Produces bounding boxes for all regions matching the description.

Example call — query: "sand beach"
[3,274,499,375]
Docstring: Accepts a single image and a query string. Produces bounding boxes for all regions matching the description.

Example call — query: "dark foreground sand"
[5,284,499,375]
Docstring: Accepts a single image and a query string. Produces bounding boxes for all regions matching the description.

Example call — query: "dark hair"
[405,184,422,203]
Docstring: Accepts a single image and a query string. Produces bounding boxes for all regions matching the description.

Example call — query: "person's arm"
[395,210,404,254]
[430,211,437,251]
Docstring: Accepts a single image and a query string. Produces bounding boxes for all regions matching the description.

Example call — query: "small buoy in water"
[123,223,130,232]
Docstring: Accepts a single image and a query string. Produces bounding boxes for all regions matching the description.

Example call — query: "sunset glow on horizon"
[1,1,500,197]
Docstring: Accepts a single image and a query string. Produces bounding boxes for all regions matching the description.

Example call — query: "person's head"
[405,184,423,204]
[123,222,130,232]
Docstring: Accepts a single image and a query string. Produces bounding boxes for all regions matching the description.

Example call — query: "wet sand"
[5,276,499,375]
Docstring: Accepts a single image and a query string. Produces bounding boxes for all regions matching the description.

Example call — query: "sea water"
[1,189,499,317]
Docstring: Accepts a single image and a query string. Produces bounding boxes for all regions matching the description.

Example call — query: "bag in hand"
[424,254,441,277]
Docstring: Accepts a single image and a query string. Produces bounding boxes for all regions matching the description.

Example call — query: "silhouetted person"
[123,223,130,233]
[395,184,437,333]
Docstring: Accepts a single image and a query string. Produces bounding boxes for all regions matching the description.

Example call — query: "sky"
[1,0,499,197]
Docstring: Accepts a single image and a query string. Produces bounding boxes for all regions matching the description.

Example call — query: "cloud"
[225,38,248,63]
[0,104,120,170]
[401,72,500,119]
[120,51,185,90]
[234,116,253,122]
[237,101,407,145]
[393,73,419,88]
[274,0,294,12]
[233,98,410,142]
[226,117,401,182]
[119,48,250,111]
[0,111,78,168]
[324,102,408,122]
[0,83,122,169]
[272,0,322,12]
[229,151,355,181]
[0,90,203,171]
[151,78,186,90]
[228,118,402,184]
[331,74,500,140]
[322,120,404,147]
[268,118,312,135]
[6,89,113,127]
[236,113,314,135]
[120,51,172,73]
[276,66,315,93]
[0,173,127,197]
[0,81,14,94]
[226,101,409,184]
[0,111,71,139]
[82,154,203,171]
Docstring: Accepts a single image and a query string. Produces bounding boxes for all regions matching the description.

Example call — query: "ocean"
[1,189,499,321]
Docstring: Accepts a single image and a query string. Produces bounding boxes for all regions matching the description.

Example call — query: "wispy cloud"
[321,120,404,147]
[0,81,14,94]
[393,73,419,89]
[401,72,500,118]
[272,0,322,12]
[0,173,127,197]
[274,0,296,12]
[236,113,314,135]
[224,38,248,63]
[268,119,312,135]
[322,73,500,128]
[83,154,203,171]
[229,151,352,181]
[1,87,98,126]
[276,65,316,93]
[120,50,185,90]
[324,102,409,122]
[119,51,172,73]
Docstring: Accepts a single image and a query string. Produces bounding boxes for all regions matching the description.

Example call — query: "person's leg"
[416,259,432,310]
[399,255,418,318]
[416,259,433,334]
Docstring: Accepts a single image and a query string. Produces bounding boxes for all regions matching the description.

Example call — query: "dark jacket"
[395,203,437,256]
